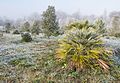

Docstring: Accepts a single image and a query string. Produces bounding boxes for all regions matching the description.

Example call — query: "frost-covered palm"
[56,21,112,72]
[65,20,106,36]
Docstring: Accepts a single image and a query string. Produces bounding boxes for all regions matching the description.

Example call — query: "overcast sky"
[0,0,120,19]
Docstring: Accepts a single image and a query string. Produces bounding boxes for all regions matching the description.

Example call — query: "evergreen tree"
[22,22,30,32]
[109,16,120,37]
[5,23,11,33]
[94,19,106,35]
[31,21,41,35]
[41,6,59,37]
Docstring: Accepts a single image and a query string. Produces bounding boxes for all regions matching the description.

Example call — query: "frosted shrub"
[21,32,32,42]
[13,30,20,34]
[0,32,3,37]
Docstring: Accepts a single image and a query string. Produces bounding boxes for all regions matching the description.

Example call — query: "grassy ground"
[0,33,59,82]
[0,34,120,83]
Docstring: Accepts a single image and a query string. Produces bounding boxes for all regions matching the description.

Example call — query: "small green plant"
[0,32,3,37]
[13,30,20,34]
[21,32,32,42]
[114,33,120,37]
[9,58,34,68]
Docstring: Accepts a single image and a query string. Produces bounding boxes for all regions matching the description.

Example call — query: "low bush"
[13,30,20,34]
[114,33,120,37]
[0,32,3,37]
[21,32,32,42]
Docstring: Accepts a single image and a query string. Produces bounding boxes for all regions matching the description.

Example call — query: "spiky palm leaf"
[65,20,106,36]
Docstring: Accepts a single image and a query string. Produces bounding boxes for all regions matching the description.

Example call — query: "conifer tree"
[41,6,59,37]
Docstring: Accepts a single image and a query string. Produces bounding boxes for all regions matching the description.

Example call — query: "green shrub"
[5,30,10,33]
[21,32,32,42]
[5,23,11,33]
[13,30,20,34]
[0,32,3,37]
[114,33,120,37]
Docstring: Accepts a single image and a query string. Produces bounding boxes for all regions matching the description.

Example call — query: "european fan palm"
[65,20,93,31]
[56,21,112,72]
[65,20,106,36]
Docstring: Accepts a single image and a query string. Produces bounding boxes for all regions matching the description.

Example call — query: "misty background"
[0,0,120,27]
